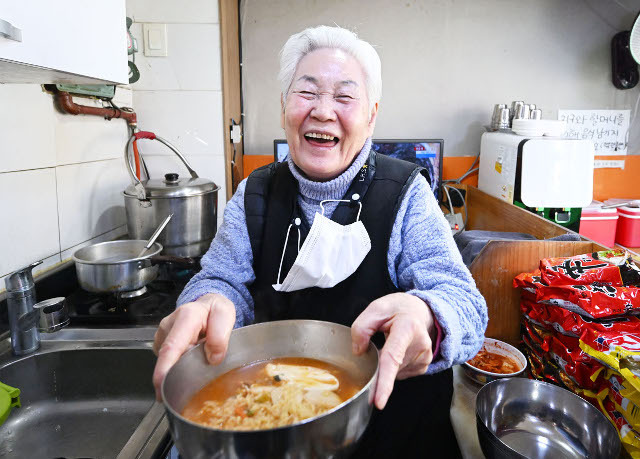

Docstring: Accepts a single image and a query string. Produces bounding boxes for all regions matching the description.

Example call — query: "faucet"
[5,261,70,355]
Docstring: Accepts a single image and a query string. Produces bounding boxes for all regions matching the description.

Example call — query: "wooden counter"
[459,186,612,345]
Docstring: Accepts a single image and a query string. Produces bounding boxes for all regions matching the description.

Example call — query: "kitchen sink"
[0,328,170,459]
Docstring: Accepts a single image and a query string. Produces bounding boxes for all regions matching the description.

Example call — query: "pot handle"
[125,131,200,201]
[150,255,198,268]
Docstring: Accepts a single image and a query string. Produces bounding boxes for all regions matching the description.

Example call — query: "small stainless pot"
[162,320,379,459]
[73,240,163,293]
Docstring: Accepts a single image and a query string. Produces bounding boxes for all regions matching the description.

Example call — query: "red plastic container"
[616,206,640,247]
[579,206,618,248]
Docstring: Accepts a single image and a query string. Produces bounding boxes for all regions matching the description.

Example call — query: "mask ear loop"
[319,194,363,221]
[276,218,301,285]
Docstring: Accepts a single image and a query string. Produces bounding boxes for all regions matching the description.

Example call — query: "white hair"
[278,25,382,111]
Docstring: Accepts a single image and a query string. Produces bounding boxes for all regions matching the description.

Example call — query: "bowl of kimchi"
[462,338,527,385]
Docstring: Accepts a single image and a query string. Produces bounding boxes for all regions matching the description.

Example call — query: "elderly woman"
[153,25,487,457]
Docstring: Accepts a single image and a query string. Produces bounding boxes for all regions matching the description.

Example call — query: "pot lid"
[124,173,219,198]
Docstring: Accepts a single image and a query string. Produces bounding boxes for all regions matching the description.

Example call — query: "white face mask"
[272,198,371,292]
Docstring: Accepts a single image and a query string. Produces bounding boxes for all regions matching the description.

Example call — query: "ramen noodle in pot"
[181,357,362,430]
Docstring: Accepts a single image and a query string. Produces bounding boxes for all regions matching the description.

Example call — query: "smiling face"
[281,48,378,181]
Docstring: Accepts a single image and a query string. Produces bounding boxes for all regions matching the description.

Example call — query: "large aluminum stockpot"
[124,133,220,258]
[162,320,379,459]
[73,240,163,293]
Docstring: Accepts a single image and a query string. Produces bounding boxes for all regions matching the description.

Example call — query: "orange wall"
[442,156,478,186]
[592,155,640,201]
[243,154,638,200]
[243,154,480,185]
[243,155,273,178]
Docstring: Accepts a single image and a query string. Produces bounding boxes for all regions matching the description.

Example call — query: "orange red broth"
[181,357,362,429]
[467,348,521,374]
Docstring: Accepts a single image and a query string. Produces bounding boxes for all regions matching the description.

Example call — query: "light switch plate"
[143,23,168,57]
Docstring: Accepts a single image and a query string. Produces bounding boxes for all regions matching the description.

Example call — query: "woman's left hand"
[351,292,437,410]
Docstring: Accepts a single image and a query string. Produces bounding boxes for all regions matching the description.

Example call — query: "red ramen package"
[513,270,546,292]
[523,345,562,387]
[536,284,640,319]
[550,333,598,366]
[521,300,640,338]
[522,320,550,352]
[525,353,546,382]
[547,335,605,390]
[526,351,545,379]
[524,323,606,390]
[539,249,640,287]
[552,362,603,404]
[579,327,640,393]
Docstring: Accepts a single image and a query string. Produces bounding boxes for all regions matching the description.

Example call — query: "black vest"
[245,152,425,325]
[243,152,460,458]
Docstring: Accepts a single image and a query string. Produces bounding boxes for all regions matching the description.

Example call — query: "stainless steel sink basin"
[0,328,170,459]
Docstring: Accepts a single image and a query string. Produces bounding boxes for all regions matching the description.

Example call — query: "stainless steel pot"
[123,132,220,257]
[162,320,379,459]
[73,240,163,293]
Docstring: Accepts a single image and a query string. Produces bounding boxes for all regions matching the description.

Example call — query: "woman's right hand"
[152,293,236,400]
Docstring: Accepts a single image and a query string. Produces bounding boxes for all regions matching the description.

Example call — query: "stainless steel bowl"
[162,320,379,459]
[476,378,620,459]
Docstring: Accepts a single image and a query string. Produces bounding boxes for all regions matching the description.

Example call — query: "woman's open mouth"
[304,132,339,148]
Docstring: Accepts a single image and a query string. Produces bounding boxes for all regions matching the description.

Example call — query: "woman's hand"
[152,293,236,400]
[351,292,436,410]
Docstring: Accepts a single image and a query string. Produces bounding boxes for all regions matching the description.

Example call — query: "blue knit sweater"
[178,139,488,373]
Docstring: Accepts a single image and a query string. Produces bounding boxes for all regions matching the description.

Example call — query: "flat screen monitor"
[273,139,443,202]
[274,139,289,163]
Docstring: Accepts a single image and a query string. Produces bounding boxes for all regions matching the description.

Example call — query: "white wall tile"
[130,23,221,91]
[0,168,60,277]
[126,0,219,24]
[140,154,227,218]
[60,225,128,263]
[133,90,224,157]
[54,96,131,166]
[113,86,134,107]
[0,85,56,173]
[56,159,130,250]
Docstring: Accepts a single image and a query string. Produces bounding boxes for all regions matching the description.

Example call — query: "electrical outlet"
[444,213,464,235]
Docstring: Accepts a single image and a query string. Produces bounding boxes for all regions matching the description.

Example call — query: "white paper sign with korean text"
[558,109,629,155]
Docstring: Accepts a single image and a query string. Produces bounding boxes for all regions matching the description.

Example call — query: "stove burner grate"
[65,280,183,325]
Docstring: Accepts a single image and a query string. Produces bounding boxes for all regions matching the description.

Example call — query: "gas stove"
[1,261,198,330]
[66,279,183,326]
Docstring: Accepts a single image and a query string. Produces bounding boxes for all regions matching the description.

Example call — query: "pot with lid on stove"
[124,131,220,257]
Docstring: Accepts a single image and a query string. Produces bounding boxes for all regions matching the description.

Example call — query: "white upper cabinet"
[0,0,128,84]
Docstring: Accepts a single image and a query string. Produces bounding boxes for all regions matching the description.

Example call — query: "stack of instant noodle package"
[514,249,640,458]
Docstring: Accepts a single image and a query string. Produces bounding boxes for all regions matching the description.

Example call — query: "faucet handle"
[4,261,43,293]
[33,297,69,333]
